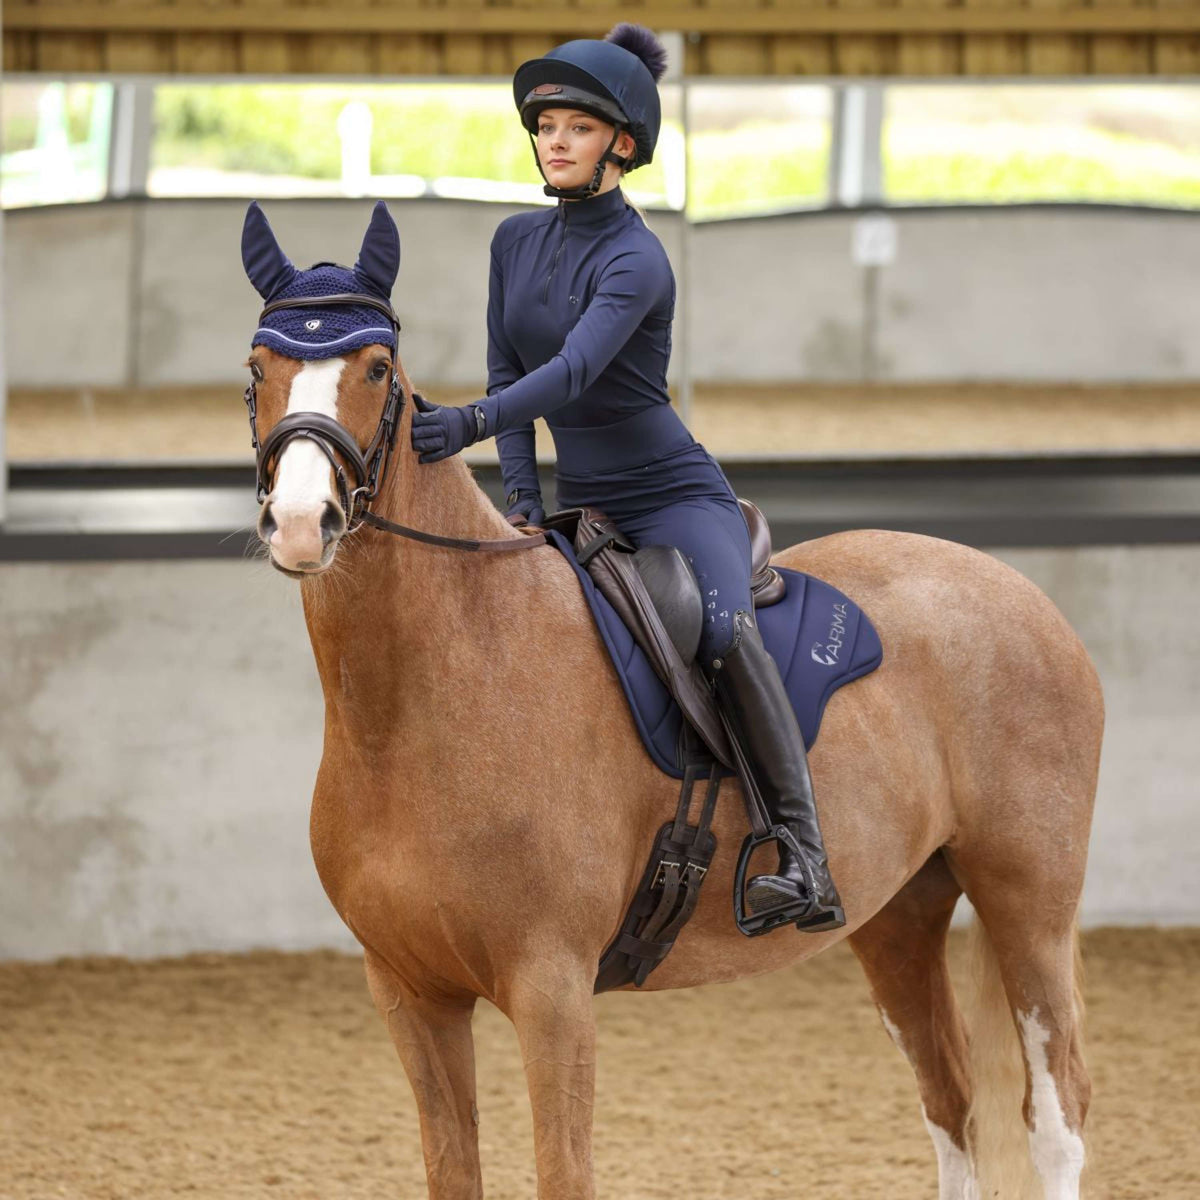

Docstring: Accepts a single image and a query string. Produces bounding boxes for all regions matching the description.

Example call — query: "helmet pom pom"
[605,22,668,82]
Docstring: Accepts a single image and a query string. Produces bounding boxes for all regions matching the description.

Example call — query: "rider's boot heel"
[749,845,845,932]
[710,611,846,933]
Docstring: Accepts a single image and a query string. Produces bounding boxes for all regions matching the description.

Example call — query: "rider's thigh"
[618,497,753,663]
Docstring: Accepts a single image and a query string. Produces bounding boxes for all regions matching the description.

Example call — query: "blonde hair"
[622,189,647,223]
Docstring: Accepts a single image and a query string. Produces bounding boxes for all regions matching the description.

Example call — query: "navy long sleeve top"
[478,186,680,500]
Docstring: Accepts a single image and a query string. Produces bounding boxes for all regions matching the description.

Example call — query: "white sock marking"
[272,358,346,517]
[922,1111,980,1200]
[1018,1009,1085,1200]
[878,1007,908,1060]
[880,1008,979,1200]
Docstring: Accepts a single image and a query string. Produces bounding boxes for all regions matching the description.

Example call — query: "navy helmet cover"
[513,33,664,170]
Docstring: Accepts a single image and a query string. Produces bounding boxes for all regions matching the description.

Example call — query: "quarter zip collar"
[558,185,628,228]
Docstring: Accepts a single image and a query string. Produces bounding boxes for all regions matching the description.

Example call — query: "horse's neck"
[300,448,536,727]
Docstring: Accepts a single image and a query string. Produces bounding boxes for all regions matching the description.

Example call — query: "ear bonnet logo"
[305,319,322,331]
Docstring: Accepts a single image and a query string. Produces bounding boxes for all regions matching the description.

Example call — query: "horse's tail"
[963,916,1086,1197]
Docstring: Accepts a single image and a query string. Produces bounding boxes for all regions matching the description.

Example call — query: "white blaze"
[1018,1009,1085,1200]
[271,358,346,516]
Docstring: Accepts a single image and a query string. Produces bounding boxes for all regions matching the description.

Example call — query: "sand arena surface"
[1,929,1197,1199]
[8,382,1199,463]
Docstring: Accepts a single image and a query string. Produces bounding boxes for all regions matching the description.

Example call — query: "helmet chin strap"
[530,126,631,201]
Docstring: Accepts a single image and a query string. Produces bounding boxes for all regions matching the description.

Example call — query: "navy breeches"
[616,497,754,664]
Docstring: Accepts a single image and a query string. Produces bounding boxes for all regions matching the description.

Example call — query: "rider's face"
[535,108,632,193]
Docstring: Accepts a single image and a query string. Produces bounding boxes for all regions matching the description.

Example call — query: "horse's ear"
[241,201,297,299]
[353,201,401,298]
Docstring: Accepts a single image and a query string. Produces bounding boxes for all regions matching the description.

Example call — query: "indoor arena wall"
[1,543,1196,960]
[7,199,1200,391]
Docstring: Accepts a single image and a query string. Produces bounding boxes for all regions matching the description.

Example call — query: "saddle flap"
[631,546,703,665]
[564,511,733,767]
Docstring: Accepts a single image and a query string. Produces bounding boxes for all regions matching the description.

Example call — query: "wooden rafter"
[8,1,1200,36]
[5,0,1200,76]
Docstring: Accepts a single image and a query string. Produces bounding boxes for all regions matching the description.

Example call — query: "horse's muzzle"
[259,497,346,575]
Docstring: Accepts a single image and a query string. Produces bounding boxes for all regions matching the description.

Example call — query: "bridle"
[245,290,546,554]
[246,292,405,529]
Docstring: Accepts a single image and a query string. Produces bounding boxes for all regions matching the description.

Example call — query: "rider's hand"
[505,490,545,528]
[410,394,485,464]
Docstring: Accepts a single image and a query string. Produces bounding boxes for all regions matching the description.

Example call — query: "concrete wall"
[1,542,1196,961]
[6,199,1200,389]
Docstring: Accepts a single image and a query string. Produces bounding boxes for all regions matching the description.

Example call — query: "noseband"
[245,291,546,554]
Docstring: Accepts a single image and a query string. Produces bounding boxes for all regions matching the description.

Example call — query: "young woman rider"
[410,24,844,933]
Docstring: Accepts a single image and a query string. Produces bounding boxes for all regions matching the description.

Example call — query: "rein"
[360,510,546,552]
[246,291,546,555]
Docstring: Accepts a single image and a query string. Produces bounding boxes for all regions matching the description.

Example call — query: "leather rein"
[245,292,545,555]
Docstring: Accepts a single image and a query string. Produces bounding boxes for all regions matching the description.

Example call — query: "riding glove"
[411,394,486,463]
[505,489,545,528]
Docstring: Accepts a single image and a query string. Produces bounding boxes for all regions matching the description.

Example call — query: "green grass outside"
[885,121,1200,206]
[148,85,1200,213]
[687,122,830,215]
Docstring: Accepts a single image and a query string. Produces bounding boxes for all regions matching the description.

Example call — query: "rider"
[410,23,844,933]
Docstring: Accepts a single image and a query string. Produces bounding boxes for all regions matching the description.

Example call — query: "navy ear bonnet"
[513,25,666,170]
[242,200,401,360]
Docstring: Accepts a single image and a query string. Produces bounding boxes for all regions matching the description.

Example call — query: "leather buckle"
[651,857,683,889]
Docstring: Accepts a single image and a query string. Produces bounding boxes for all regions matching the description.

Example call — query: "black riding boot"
[710,611,845,933]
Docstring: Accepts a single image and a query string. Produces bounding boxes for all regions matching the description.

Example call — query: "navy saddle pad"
[545,530,884,779]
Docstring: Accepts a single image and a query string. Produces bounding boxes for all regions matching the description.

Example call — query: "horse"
[241,202,1102,1200]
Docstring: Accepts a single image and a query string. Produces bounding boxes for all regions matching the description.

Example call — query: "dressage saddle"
[541,499,783,771]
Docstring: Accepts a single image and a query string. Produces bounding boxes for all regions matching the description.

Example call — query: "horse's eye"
[370,361,390,383]
[250,363,264,383]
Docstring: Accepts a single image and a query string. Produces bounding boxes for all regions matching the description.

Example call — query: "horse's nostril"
[259,503,278,544]
[320,501,346,546]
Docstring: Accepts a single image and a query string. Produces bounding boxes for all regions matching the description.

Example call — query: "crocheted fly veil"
[241,200,401,360]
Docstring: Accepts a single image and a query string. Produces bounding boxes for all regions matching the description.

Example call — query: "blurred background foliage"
[4,80,1200,214]
[154,85,530,181]
[884,86,1200,206]
[4,82,103,151]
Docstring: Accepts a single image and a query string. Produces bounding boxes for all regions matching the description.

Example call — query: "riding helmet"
[513,23,668,174]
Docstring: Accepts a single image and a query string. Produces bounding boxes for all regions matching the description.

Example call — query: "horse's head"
[242,201,405,576]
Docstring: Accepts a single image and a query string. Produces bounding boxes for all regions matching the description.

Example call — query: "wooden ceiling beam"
[8,1,1200,37]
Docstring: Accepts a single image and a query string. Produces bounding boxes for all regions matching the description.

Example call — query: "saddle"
[543,500,788,989]
[537,499,883,990]
[541,499,783,772]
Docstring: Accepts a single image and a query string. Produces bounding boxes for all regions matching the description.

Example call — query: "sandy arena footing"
[1,928,1197,1199]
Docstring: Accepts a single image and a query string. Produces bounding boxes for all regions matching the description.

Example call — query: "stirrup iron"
[733,826,820,937]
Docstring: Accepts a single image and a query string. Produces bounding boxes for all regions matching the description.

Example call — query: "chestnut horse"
[243,220,1101,1200]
